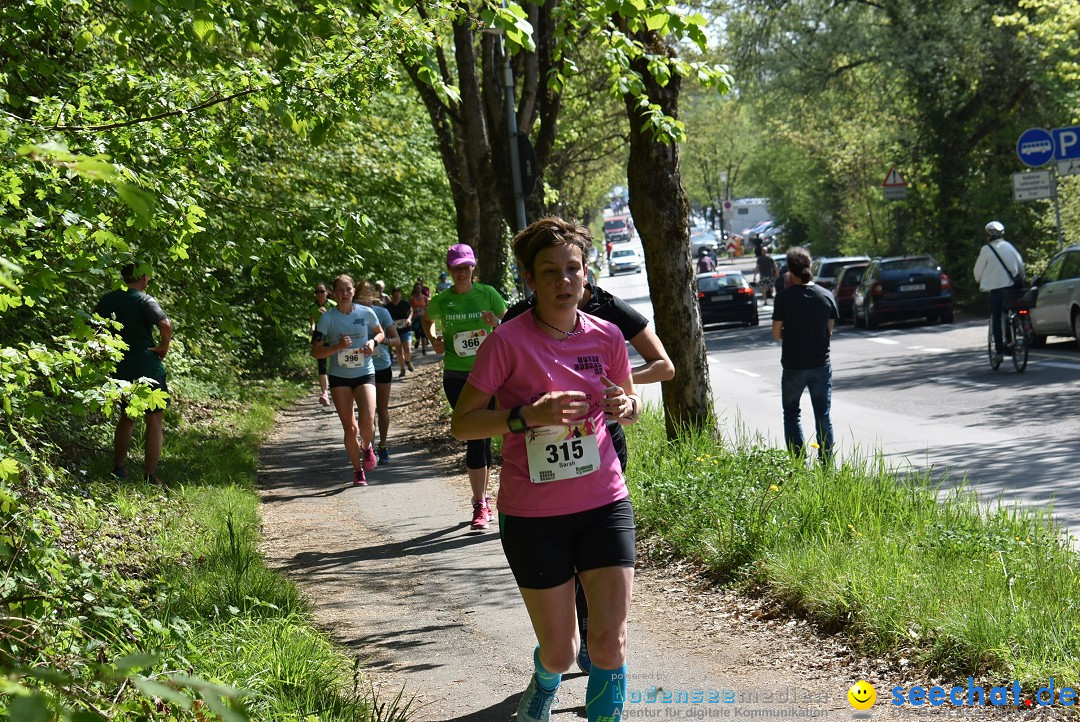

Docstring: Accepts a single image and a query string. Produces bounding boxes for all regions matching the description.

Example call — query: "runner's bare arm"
[150,318,172,360]
[363,324,386,356]
[422,317,445,354]
[383,323,400,347]
[451,384,589,440]
[600,375,640,425]
[312,333,350,359]
[627,326,674,385]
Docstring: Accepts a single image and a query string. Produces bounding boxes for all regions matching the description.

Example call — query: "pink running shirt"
[467,311,632,517]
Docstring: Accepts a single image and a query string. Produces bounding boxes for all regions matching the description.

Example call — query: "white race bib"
[394,318,410,329]
[453,328,489,357]
[336,347,366,368]
[525,424,602,484]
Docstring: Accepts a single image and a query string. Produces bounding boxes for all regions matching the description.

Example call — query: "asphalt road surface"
[602,246,1080,540]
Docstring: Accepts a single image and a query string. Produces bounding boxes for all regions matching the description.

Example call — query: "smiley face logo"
[847,680,876,710]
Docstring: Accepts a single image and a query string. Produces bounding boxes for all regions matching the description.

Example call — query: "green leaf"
[116,183,155,222]
[70,157,118,181]
[114,651,161,673]
[645,13,668,32]
[8,695,50,722]
[132,677,194,710]
[193,14,215,41]
[75,30,94,53]
[0,458,19,482]
[310,120,330,147]
[72,711,107,722]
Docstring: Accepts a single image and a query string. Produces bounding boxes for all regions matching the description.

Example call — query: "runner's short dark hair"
[513,216,591,277]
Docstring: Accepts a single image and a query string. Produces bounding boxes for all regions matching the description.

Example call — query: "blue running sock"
[533,646,562,693]
[586,662,627,722]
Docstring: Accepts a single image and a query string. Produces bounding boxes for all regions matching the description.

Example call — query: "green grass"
[626,409,1080,686]
[37,377,415,721]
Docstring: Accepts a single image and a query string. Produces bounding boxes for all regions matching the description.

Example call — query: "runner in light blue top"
[357,280,401,465]
[312,274,385,486]
[316,303,380,378]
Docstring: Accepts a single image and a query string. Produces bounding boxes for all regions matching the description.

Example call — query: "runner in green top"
[423,244,507,529]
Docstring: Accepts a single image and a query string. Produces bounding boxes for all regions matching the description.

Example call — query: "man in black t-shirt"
[503,280,674,675]
[754,248,778,302]
[95,263,173,484]
[771,247,838,464]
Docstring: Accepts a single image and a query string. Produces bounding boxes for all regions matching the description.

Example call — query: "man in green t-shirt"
[95,263,173,484]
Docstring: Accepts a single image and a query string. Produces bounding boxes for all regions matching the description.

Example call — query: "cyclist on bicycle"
[974,221,1025,365]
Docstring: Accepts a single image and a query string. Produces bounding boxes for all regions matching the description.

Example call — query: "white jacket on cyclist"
[973,239,1025,291]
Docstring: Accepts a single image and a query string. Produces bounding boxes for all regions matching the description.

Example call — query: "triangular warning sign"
[883,166,907,187]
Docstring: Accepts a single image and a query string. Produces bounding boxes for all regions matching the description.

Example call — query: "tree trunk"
[623,31,714,438]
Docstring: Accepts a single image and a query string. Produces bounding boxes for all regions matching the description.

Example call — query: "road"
[601,244,1080,540]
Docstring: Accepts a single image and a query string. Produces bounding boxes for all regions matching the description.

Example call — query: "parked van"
[729,198,773,236]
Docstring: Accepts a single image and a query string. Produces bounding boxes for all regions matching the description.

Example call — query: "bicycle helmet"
[985,221,1005,238]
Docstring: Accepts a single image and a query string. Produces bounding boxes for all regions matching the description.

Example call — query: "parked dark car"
[697,270,759,326]
[1027,244,1080,348]
[832,263,869,322]
[811,255,871,291]
[852,255,954,329]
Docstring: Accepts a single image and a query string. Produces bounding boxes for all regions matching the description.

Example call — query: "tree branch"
[6,87,263,132]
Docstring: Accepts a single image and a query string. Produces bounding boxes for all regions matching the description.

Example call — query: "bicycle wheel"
[987,322,1001,370]
[1011,314,1028,372]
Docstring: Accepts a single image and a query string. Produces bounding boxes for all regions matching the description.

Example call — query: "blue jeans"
[989,288,1006,355]
[781,365,834,463]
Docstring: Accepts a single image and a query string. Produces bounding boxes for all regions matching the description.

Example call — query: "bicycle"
[988,288,1032,372]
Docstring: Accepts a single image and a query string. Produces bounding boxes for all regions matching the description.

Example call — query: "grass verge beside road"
[626,409,1079,687]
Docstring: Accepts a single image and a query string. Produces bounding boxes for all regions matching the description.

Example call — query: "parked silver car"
[811,255,871,291]
[1028,244,1080,348]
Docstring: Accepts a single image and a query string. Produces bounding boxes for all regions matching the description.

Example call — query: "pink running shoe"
[471,498,491,530]
[319,392,330,407]
[353,469,367,486]
[362,444,378,471]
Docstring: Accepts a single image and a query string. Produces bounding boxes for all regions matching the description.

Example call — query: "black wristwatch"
[507,405,528,434]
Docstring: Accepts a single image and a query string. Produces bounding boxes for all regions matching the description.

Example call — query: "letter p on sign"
[1053,126,1080,161]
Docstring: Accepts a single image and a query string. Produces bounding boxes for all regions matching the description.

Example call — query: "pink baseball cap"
[446,244,477,268]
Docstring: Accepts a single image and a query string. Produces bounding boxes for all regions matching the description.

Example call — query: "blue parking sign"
[1052,126,1080,161]
[1016,128,1054,167]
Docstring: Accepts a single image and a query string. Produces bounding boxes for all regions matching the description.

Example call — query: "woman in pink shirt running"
[451,217,640,722]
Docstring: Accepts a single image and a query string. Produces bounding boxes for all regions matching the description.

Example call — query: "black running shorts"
[374,367,392,384]
[328,374,374,389]
[499,499,636,589]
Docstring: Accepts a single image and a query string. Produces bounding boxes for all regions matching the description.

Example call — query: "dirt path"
[256,356,940,721]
